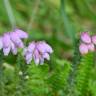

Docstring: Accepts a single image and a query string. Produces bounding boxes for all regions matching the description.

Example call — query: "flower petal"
[87,43,95,52]
[81,32,91,43]
[43,42,53,53]
[25,53,32,61]
[15,29,28,39]
[43,53,50,60]
[79,43,88,55]
[3,33,11,48]
[10,32,24,48]
[11,41,17,55]
[33,50,40,65]
[37,41,53,53]
[25,53,32,64]
[27,42,35,53]
[3,47,11,56]
[92,35,96,45]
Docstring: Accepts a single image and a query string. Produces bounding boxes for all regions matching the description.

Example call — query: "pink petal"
[37,42,46,53]
[81,32,91,43]
[15,29,28,39]
[3,47,11,56]
[87,43,95,52]
[25,53,32,61]
[11,41,17,55]
[25,53,32,64]
[33,50,40,65]
[43,42,53,53]
[79,43,88,55]
[37,41,53,53]
[17,41,24,48]
[10,32,24,48]
[26,58,32,64]
[3,33,11,48]
[27,42,35,53]
[92,35,96,45]
[43,53,50,60]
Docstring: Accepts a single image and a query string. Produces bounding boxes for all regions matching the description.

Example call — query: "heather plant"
[1,0,96,96]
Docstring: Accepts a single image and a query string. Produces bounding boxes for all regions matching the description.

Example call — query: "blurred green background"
[0,0,96,60]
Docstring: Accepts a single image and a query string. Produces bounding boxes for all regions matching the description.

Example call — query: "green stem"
[3,0,16,29]
[15,53,27,96]
[27,0,41,32]
[69,39,81,85]
[73,53,94,96]
[60,0,76,45]
[0,52,5,96]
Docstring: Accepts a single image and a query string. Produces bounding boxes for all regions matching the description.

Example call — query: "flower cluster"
[0,29,53,65]
[0,29,28,56]
[24,41,53,65]
[79,32,96,55]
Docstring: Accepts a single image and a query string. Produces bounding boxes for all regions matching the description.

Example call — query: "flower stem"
[15,53,27,96]
[3,0,16,29]
[27,0,41,32]
[0,52,5,96]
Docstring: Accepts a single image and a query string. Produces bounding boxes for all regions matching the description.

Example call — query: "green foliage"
[0,0,96,96]
[14,52,28,96]
[69,39,81,86]
[25,63,49,96]
[0,50,96,96]
[60,0,76,44]
[73,53,94,96]
[88,63,96,96]
[48,60,71,93]
[0,51,5,96]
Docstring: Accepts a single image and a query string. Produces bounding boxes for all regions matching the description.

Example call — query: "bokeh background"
[0,0,96,59]
[0,0,96,96]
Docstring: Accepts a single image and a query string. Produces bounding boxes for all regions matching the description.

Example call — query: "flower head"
[24,41,53,65]
[79,32,95,55]
[0,29,28,56]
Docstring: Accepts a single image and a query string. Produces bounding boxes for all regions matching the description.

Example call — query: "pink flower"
[79,43,95,55]
[79,43,88,55]
[2,33,12,55]
[79,32,95,55]
[0,29,28,56]
[3,33,11,48]
[24,41,53,65]
[81,32,91,43]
